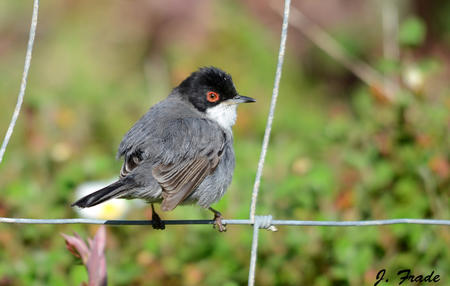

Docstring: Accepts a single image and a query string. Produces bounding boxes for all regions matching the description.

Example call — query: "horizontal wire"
[0,217,449,226]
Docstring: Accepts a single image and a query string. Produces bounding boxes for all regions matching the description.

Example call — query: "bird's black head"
[176,66,255,112]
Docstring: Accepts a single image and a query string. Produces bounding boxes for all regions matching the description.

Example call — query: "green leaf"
[399,17,426,46]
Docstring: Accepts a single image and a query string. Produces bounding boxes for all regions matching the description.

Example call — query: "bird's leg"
[209,207,226,232]
[151,204,165,230]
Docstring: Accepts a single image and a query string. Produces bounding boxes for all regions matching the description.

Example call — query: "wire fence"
[0,1,449,286]
[0,0,39,164]
[249,0,291,223]
[3,217,448,226]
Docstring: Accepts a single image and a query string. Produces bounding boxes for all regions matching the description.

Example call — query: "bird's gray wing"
[118,113,226,210]
[153,154,221,211]
[152,118,226,211]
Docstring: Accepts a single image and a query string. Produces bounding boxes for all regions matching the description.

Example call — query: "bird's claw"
[213,213,226,232]
[151,208,165,230]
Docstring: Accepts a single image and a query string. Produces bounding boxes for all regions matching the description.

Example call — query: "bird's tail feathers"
[71,180,128,208]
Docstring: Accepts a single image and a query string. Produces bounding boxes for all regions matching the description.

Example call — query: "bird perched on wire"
[72,66,255,231]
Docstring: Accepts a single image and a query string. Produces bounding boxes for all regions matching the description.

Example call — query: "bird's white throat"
[206,103,237,130]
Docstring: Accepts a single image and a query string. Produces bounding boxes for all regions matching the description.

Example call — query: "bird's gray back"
[119,94,207,162]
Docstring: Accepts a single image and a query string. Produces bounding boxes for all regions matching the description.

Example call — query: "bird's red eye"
[206,91,220,103]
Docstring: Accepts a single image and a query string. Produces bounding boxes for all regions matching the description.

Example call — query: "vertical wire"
[248,1,291,282]
[249,0,291,221]
[0,0,40,164]
[247,220,260,286]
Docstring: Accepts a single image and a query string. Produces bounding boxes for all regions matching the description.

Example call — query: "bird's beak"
[229,94,256,104]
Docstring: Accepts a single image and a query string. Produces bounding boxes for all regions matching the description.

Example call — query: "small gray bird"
[72,66,255,231]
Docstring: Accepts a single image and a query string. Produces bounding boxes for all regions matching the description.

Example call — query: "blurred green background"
[0,1,449,285]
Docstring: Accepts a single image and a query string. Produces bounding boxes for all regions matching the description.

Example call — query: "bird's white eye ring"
[206,91,220,103]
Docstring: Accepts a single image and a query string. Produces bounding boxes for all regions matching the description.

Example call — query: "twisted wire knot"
[254,215,278,232]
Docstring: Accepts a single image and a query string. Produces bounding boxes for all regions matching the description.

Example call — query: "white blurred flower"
[74,179,131,220]
[402,65,424,92]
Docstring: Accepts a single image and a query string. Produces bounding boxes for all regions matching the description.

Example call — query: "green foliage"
[399,17,427,46]
[0,1,449,286]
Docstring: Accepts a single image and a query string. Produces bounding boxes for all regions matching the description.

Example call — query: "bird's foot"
[151,204,165,230]
[209,207,226,232]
